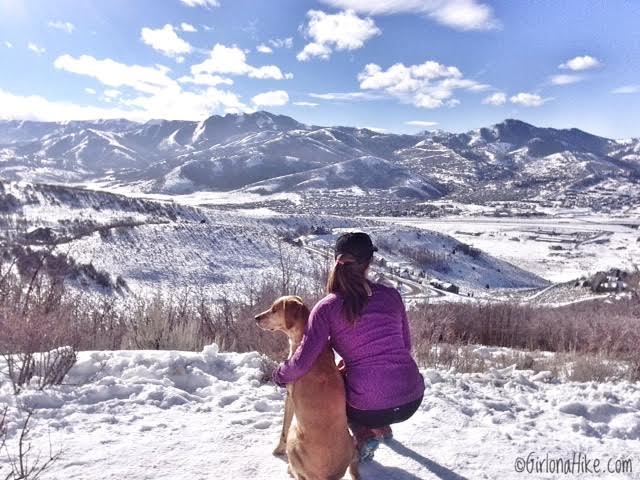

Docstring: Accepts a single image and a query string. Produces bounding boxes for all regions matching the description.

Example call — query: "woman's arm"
[272,301,332,386]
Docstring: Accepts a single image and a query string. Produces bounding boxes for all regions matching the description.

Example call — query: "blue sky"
[1,0,639,137]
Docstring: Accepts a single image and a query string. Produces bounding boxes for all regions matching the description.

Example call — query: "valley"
[1,112,638,306]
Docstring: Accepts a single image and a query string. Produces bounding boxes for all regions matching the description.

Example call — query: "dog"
[255,296,360,480]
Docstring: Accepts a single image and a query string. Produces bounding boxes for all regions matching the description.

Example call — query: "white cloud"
[482,92,506,105]
[357,60,486,108]
[297,42,332,61]
[84,88,96,95]
[309,91,382,101]
[269,37,293,49]
[103,89,122,99]
[509,92,547,107]
[192,43,291,80]
[122,87,248,119]
[363,126,387,133]
[48,20,75,34]
[467,83,491,92]
[405,120,438,127]
[178,73,233,86]
[252,90,289,107]
[293,101,319,107]
[9,51,252,121]
[611,85,640,94]
[54,54,178,94]
[0,88,136,122]
[297,10,380,61]
[180,22,197,32]
[180,0,219,7]
[249,66,288,80]
[550,74,584,85]
[320,0,499,31]
[256,44,273,54]
[559,55,600,71]
[141,24,192,58]
[4,41,12,48]
[27,42,45,55]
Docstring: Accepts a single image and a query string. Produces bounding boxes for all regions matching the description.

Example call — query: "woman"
[272,231,425,461]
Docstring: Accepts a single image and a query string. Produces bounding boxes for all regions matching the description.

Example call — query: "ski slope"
[1,346,639,479]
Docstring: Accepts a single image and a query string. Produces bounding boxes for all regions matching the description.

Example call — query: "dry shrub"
[1,409,63,480]
[119,274,323,360]
[0,406,6,450]
[564,353,622,383]
[408,295,640,381]
[398,246,449,272]
[0,270,82,393]
[0,251,319,364]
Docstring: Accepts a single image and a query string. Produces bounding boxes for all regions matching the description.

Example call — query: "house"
[429,278,460,294]
[589,269,628,293]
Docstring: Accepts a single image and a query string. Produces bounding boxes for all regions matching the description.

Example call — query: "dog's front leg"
[273,387,294,456]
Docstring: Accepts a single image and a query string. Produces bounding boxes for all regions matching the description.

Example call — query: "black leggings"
[347,395,423,429]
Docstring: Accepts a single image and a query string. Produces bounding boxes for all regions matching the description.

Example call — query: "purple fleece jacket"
[272,281,425,411]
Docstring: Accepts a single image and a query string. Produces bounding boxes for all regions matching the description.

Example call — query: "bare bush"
[1,410,62,480]
[0,406,6,452]
[564,353,622,382]
[118,276,316,360]
[398,246,449,272]
[408,296,640,381]
[0,270,81,394]
[456,242,481,259]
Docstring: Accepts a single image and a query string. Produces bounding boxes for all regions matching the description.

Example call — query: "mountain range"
[1,112,638,214]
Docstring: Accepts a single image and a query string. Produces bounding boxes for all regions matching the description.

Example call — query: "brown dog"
[255,296,359,480]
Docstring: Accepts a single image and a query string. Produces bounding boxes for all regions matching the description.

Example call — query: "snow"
[378,216,640,283]
[82,182,302,207]
[162,166,196,193]
[1,346,639,479]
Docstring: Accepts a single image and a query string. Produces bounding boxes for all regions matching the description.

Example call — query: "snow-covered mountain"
[242,156,442,199]
[1,113,638,213]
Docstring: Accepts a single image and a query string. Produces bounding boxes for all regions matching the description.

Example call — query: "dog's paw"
[272,444,287,456]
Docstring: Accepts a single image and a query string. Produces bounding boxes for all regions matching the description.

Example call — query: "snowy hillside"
[241,156,442,200]
[384,216,640,285]
[1,114,639,215]
[0,180,548,300]
[1,345,638,479]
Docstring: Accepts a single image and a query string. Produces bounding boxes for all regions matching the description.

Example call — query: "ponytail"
[326,252,371,324]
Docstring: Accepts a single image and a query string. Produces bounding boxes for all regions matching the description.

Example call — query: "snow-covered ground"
[376,216,640,283]
[1,346,639,479]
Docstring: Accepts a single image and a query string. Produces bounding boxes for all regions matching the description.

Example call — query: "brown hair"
[325,252,371,324]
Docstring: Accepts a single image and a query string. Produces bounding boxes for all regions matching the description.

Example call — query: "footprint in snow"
[254,400,280,412]
[253,420,271,429]
[218,395,239,407]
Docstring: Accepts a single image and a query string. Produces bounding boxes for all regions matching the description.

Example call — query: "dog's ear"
[284,297,307,329]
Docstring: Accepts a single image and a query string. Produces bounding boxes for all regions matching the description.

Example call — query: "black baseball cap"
[335,232,378,262]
